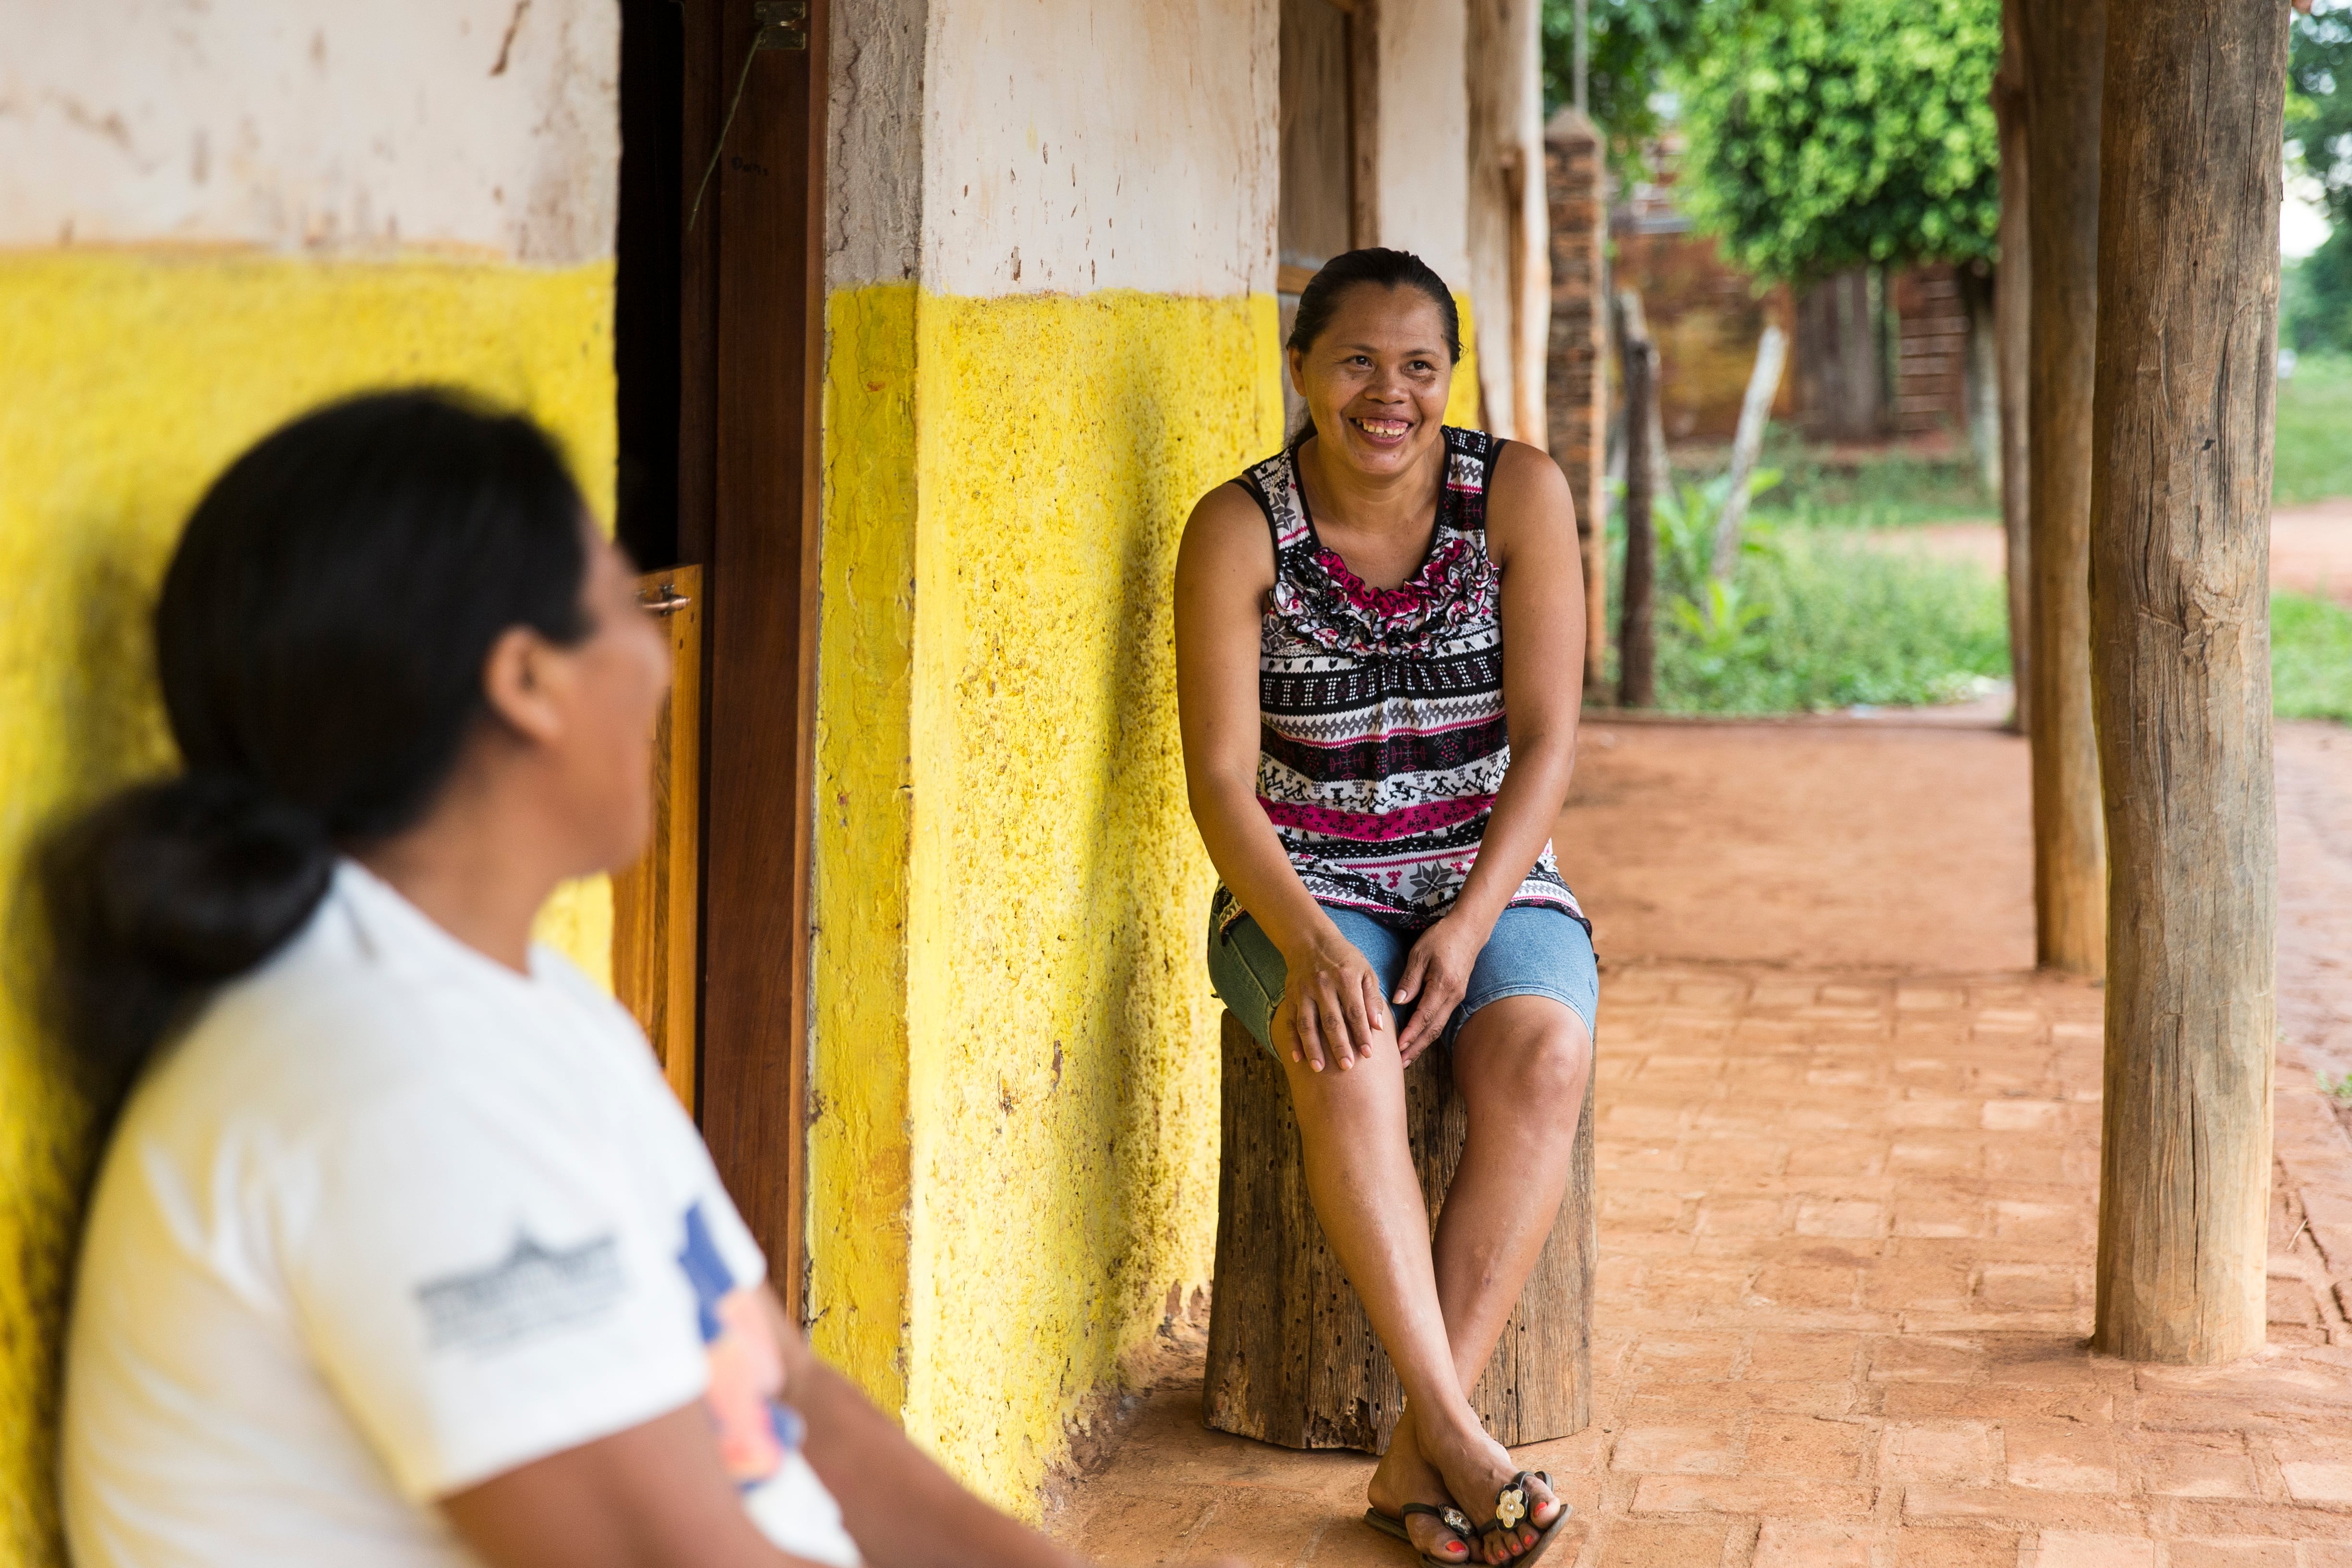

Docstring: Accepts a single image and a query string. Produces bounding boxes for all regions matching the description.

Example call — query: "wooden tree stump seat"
[1203,1011,1595,1453]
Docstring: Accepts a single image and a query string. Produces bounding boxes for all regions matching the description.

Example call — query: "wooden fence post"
[1995,0,2032,738]
[1615,290,1658,710]
[2087,0,2286,1366]
[2018,0,2106,975]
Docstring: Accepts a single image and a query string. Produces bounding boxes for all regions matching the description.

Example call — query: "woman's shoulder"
[1179,469,1285,592]
[145,881,635,1140]
[1473,434,1576,564]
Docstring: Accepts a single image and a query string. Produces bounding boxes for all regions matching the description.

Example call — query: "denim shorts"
[1206,899,1599,1059]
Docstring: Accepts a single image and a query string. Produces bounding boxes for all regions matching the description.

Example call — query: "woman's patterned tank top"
[1219,426,1587,934]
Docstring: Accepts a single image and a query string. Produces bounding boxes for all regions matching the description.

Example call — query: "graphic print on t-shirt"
[677,1202,805,1487]
[413,1230,626,1352]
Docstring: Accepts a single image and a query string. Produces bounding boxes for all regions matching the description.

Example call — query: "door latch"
[754,0,808,49]
[640,581,694,617]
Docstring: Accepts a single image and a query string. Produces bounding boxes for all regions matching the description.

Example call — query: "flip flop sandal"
[1363,1502,1479,1567]
[1477,1471,1571,1568]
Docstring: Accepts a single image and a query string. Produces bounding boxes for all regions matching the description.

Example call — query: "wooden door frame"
[674,0,828,1323]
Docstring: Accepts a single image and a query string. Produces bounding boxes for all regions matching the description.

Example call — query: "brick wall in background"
[1892,264,1972,437]
[1610,203,1798,443]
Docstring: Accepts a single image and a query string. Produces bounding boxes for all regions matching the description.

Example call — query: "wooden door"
[614,0,826,1320]
[612,567,703,1111]
[695,0,825,1327]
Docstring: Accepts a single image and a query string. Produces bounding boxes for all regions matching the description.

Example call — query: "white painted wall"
[1373,0,1471,294]
[918,0,1277,297]
[0,0,617,261]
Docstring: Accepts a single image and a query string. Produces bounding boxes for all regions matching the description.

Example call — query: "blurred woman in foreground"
[47,390,1086,1568]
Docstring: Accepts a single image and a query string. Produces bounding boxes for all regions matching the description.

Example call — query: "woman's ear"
[480,626,568,746]
[1286,344,1307,397]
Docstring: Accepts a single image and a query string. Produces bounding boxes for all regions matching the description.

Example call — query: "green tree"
[1539,0,1709,178]
[1670,0,2000,283]
[2287,1,2352,353]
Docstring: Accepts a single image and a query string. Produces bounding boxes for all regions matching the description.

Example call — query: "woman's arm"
[1174,483,1387,1070]
[441,1400,824,1568]
[441,1293,1088,1568]
[1391,443,1587,1061]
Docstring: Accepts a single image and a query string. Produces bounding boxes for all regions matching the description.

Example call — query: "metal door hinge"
[640,581,694,617]
[755,0,808,49]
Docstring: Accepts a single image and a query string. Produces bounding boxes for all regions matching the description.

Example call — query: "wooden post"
[1616,290,1659,710]
[1995,0,2032,738]
[2018,0,2106,976]
[2087,0,2286,1366]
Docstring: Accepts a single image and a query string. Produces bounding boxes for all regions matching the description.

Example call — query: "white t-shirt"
[62,860,860,1568]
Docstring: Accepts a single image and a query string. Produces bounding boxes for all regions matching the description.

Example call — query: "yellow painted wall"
[809,285,1284,1511]
[1448,291,1483,429]
[0,249,616,1565]
[808,282,923,1416]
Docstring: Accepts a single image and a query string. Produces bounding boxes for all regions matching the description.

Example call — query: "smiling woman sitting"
[1173,249,1597,1568]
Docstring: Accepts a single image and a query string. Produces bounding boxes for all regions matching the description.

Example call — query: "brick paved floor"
[1047,723,2352,1568]
[1052,965,2352,1567]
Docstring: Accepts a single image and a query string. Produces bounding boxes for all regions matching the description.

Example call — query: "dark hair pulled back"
[1285,247,1462,444]
[35,388,596,1100]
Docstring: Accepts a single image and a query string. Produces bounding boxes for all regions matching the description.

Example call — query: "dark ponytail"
[1285,247,1463,444]
[33,389,595,1102]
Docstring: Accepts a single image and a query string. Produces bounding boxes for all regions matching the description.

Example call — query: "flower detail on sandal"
[1494,1484,1527,1531]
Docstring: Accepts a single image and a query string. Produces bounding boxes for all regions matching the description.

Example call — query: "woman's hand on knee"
[1273,939,1387,1072]
[1394,917,1485,1065]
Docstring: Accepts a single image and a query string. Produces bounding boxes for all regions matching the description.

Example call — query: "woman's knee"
[1458,1000,1592,1109]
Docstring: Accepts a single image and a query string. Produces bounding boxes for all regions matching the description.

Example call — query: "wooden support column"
[2017,0,2105,975]
[1995,0,2031,738]
[2087,0,2287,1366]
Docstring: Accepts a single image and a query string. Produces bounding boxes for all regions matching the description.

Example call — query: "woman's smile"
[1349,414,1415,446]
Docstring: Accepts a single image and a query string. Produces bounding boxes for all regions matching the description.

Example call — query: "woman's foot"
[1411,1409,1563,1565]
[1367,1412,1473,1564]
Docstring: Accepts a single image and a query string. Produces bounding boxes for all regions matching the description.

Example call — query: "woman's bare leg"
[1281,1032,1518,1563]
[1364,996,1592,1562]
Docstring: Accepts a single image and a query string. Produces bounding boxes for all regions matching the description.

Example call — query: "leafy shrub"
[1622,527,2010,714]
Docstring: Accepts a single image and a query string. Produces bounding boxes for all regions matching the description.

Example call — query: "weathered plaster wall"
[920,0,1277,295]
[897,289,1276,1500]
[824,0,926,288]
[0,0,617,259]
[810,0,1283,1514]
[1375,0,1472,288]
[1463,0,1548,443]
[0,7,619,1560]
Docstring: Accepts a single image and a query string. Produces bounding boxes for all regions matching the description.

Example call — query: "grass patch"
[2276,352,2352,506]
[2274,590,2352,722]
[1600,443,2352,721]
[1672,434,1997,529]
[1617,527,2011,714]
